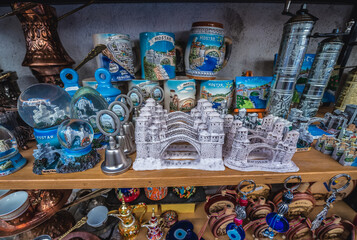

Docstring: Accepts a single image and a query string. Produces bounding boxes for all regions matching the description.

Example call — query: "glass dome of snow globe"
[57,119,94,154]
[0,126,27,176]
[70,87,108,137]
[17,83,71,148]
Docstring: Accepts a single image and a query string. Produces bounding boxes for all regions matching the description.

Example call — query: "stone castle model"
[133,98,225,171]
[223,114,300,172]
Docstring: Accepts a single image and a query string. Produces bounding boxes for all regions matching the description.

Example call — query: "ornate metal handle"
[284,175,302,191]
[237,179,256,196]
[132,202,147,225]
[58,216,88,240]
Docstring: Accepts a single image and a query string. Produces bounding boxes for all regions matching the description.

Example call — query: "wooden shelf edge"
[1,142,357,189]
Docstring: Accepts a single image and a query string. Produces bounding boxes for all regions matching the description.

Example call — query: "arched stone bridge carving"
[160,134,201,156]
[167,122,196,132]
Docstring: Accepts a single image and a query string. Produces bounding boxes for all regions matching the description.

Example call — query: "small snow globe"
[0,126,27,176]
[70,87,109,139]
[56,119,100,173]
[17,83,71,148]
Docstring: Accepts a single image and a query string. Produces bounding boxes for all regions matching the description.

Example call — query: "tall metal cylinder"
[267,5,316,118]
[299,33,344,117]
[335,67,357,111]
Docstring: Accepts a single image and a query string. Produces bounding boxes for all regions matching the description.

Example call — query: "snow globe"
[70,87,109,140]
[0,126,27,176]
[18,83,71,148]
[56,119,100,173]
[95,68,121,104]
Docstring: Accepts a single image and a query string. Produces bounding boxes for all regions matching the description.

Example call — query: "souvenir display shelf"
[1,140,357,190]
[136,200,356,239]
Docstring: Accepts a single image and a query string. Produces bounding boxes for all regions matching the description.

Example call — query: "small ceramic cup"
[86,206,109,228]
[0,191,34,226]
[0,189,10,199]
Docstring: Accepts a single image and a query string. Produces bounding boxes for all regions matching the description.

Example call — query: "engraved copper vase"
[12,3,74,85]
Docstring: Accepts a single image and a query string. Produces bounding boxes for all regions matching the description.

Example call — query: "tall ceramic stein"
[140,32,176,80]
[93,33,137,82]
[185,22,233,80]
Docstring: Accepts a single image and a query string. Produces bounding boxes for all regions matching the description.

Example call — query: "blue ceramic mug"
[185,22,232,80]
[140,32,176,80]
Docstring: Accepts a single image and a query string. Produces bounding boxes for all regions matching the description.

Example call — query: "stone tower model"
[133,98,225,171]
[223,114,300,172]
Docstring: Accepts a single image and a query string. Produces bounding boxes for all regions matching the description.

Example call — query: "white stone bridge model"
[133,98,225,171]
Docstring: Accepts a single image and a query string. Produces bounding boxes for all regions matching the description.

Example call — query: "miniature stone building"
[223,114,300,172]
[133,98,225,171]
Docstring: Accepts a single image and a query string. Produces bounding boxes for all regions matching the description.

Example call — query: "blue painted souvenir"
[0,126,27,177]
[95,68,121,103]
[17,83,71,148]
[70,87,108,139]
[60,68,80,97]
[93,33,137,81]
[199,79,234,110]
[140,32,176,80]
[166,220,202,240]
[263,176,301,239]
[185,22,232,80]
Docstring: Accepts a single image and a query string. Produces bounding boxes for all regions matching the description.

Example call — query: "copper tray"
[56,231,101,240]
[0,190,72,237]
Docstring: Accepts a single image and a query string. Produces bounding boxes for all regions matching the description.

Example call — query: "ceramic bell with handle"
[108,198,147,240]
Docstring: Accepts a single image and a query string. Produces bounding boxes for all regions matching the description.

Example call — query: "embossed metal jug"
[108,199,147,240]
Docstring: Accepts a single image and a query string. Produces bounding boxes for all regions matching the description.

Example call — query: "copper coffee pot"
[4,2,94,85]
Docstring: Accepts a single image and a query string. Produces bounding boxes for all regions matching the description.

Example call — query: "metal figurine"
[142,208,164,240]
[127,88,144,125]
[311,174,351,231]
[299,29,344,118]
[108,101,135,155]
[108,198,147,240]
[267,2,317,118]
[116,93,137,143]
[96,110,132,175]
[226,180,257,240]
[263,175,302,239]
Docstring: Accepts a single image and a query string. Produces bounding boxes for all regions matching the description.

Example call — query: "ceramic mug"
[144,187,168,201]
[93,33,138,81]
[199,78,234,110]
[185,21,233,80]
[164,77,196,112]
[0,191,34,226]
[140,32,176,80]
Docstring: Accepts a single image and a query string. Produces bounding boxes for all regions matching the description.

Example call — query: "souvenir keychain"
[263,175,302,239]
[226,180,256,240]
[311,173,351,231]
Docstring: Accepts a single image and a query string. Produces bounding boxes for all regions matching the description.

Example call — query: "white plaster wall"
[0,3,354,90]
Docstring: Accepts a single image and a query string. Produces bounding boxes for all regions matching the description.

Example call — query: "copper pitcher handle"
[132,203,147,224]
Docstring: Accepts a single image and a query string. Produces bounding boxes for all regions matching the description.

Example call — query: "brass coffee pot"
[108,199,147,240]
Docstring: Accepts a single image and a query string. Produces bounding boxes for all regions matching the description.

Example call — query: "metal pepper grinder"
[267,1,318,118]
[96,110,132,175]
[299,29,346,117]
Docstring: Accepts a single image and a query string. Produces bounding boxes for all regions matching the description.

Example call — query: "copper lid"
[192,21,224,28]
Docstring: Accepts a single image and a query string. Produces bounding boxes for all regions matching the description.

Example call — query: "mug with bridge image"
[185,21,232,80]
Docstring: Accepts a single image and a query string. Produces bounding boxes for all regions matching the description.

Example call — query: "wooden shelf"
[1,141,357,190]
[137,201,357,240]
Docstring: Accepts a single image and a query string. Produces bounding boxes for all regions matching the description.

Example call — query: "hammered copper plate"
[0,190,72,237]
[56,231,100,240]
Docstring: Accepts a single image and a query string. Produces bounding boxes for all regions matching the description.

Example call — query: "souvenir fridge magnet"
[0,126,27,176]
[263,175,302,239]
[161,210,178,228]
